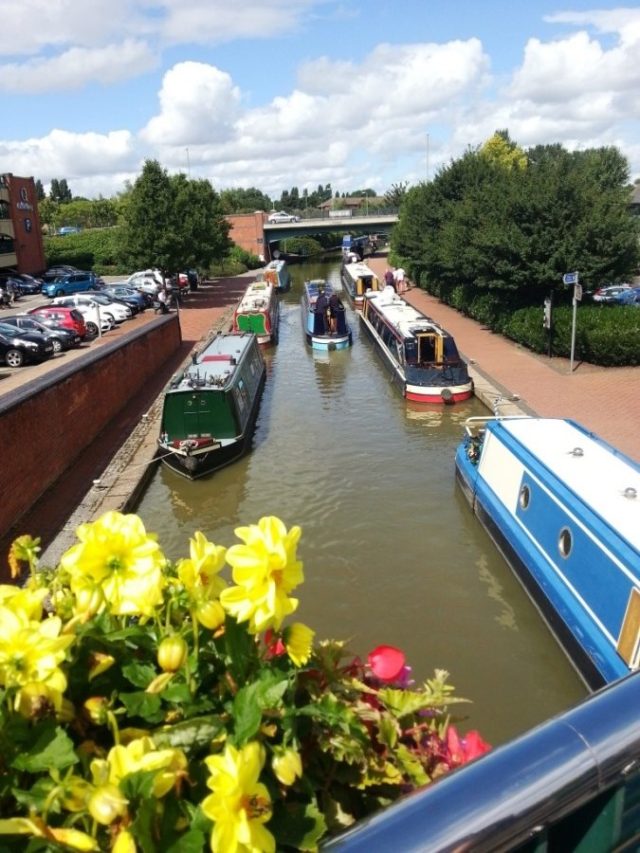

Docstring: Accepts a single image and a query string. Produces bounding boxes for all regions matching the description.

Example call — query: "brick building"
[226,211,269,261]
[0,173,46,275]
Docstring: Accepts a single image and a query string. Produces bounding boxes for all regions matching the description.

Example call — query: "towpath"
[366,257,640,463]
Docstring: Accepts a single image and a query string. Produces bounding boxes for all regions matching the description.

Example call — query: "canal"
[135,258,586,745]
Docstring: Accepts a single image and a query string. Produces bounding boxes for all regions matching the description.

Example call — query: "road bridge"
[263,213,398,244]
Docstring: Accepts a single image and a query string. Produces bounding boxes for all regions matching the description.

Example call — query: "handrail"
[323,671,640,852]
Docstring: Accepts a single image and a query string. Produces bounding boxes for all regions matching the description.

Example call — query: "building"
[0,173,46,275]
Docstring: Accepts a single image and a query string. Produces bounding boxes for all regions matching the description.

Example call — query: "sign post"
[562,271,580,373]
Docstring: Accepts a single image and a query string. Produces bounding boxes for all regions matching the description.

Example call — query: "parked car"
[0,321,55,367]
[54,292,132,324]
[0,314,82,352]
[42,265,80,282]
[613,286,640,306]
[127,269,164,297]
[50,296,120,332]
[42,271,102,298]
[267,211,300,223]
[12,274,43,295]
[27,305,88,339]
[100,284,148,313]
[592,284,632,304]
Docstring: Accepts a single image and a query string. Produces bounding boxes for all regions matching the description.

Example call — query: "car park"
[52,294,131,324]
[0,315,82,352]
[42,271,102,298]
[27,305,88,339]
[0,321,55,367]
[267,211,300,223]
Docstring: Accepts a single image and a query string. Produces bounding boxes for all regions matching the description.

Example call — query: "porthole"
[558,527,573,559]
[519,484,530,510]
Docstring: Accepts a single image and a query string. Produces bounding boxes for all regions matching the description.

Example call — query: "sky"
[1,0,639,201]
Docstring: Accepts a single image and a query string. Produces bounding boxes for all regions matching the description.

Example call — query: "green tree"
[34,179,45,201]
[385,182,409,208]
[170,173,231,271]
[219,187,272,214]
[49,178,72,203]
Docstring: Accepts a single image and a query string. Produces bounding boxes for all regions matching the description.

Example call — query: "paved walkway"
[367,257,640,463]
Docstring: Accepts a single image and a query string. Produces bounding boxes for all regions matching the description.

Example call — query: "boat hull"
[455,417,640,689]
[306,330,353,351]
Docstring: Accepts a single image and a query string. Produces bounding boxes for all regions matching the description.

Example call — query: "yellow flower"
[177,532,227,629]
[272,747,303,786]
[220,517,304,633]
[202,742,275,853]
[14,681,62,719]
[113,830,137,853]
[0,606,73,695]
[88,784,128,825]
[7,534,40,579]
[0,584,48,620]
[60,511,165,617]
[93,736,187,799]
[283,622,315,667]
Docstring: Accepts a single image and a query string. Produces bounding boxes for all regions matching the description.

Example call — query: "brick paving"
[367,257,640,463]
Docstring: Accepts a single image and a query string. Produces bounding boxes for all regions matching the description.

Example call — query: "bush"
[44,228,124,274]
[0,513,489,852]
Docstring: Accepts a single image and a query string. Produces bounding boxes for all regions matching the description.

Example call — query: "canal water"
[135,258,586,745]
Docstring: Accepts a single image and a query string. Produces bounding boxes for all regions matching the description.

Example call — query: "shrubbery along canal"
[135,258,586,745]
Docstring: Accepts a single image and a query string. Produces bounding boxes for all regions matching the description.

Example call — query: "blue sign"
[562,271,579,285]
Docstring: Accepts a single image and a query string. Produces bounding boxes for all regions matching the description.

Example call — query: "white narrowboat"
[231,279,279,344]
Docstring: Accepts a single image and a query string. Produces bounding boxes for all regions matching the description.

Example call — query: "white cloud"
[0,40,157,94]
[140,62,241,146]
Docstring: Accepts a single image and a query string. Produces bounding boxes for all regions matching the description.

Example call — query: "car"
[0,321,55,367]
[58,292,133,323]
[267,211,300,223]
[42,271,101,298]
[51,295,122,330]
[592,284,632,304]
[13,274,43,295]
[100,284,148,313]
[127,269,164,297]
[613,286,640,306]
[0,314,82,352]
[27,305,88,339]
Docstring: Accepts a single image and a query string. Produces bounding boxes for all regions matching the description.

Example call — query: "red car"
[27,305,88,340]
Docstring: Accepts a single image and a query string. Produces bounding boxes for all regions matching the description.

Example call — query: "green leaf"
[161,682,192,704]
[119,691,163,723]
[165,830,207,853]
[152,715,225,752]
[10,724,77,773]
[122,661,158,688]
[270,799,328,850]
[232,683,262,745]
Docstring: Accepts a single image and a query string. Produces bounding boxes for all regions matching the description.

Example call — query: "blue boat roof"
[169,333,254,391]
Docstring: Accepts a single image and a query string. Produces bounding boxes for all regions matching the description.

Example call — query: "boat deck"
[173,333,252,390]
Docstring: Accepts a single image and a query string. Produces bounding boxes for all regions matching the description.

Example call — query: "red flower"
[445,725,491,766]
[264,629,286,658]
[367,645,406,683]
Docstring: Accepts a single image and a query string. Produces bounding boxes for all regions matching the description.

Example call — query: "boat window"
[519,484,530,510]
[558,527,573,558]
[404,340,418,364]
[443,337,461,363]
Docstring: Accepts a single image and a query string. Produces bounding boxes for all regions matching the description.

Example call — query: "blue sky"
[1,1,638,199]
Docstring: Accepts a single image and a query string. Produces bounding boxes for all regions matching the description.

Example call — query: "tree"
[384,182,409,207]
[120,160,230,276]
[34,179,45,201]
[49,178,72,203]
[219,187,272,214]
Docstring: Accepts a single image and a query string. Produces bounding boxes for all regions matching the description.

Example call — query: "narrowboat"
[158,332,266,479]
[302,279,352,351]
[360,287,473,403]
[456,415,640,689]
[231,279,279,344]
[262,259,291,292]
[341,261,382,309]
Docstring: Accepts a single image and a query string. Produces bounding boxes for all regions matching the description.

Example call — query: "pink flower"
[367,645,406,683]
[445,725,491,766]
[264,629,286,658]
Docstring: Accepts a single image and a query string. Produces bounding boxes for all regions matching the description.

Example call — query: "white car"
[127,269,164,297]
[50,301,114,337]
[52,294,131,324]
[267,211,300,223]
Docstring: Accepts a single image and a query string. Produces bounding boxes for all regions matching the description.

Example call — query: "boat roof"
[365,287,450,339]
[304,279,336,301]
[264,259,286,271]
[500,418,640,550]
[170,333,254,391]
[344,261,379,280]
[235,280,275,312]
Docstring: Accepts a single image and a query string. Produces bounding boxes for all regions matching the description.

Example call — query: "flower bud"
[157,635,188,672]
[88,784,128,825]
[84,697,109,725]
[272,747,302,786]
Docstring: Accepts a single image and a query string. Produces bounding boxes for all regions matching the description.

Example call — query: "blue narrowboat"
[158,332,266,479]
[456,415,640,689]
[302,279,352,351]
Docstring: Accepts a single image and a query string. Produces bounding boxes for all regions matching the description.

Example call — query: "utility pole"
[186,147,191,177]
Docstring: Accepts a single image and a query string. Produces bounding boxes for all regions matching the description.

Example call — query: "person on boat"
[328,292,344,334]
[315,287,330,333]
[384,268,396,291]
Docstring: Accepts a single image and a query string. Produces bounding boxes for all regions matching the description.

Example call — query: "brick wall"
[0,316,181,538]
[226,212,268,260]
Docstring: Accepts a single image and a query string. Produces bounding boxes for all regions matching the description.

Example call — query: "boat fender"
[441,388,453,403]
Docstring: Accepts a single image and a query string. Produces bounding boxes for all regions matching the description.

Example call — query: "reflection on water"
[135,258,586,744]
